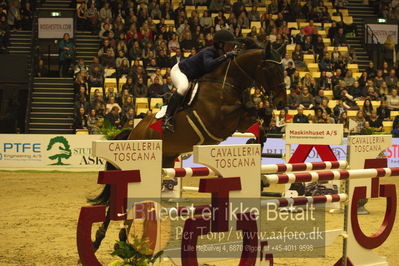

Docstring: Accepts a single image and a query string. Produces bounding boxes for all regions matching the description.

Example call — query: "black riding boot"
[162,93,184,133]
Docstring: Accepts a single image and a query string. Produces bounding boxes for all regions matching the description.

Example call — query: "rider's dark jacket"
[177,46,229,80]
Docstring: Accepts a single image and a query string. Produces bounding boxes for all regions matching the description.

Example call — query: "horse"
[88,40,287,251]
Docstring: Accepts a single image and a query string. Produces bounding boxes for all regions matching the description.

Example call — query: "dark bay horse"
[128,41,286,168]
[89,40,287,251]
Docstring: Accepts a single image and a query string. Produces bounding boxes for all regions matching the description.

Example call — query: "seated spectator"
[128,41,143,60]
[302,73,317,96]
[157,49,171,68]
[284,71,291,90]
[148,77,164,98]
[392,114,399,137]
[268,119,281,134]
[75,94,90,114]
[386,88,399,110]
[36,59,48,77]
[105,106,121,128]
[314,90,328,107]
[121,96,134,114]
[292,44,305,68]
[374,70,385,89]
[367,110,383,132]
[121,107,135,127]
[86,3,98,33]
[170,48,185,66]
[312,108,323,123]
[333,80,347,99]
[105,87,118,103]
[102,49,116,69]
[297,87,315,109]
[115,50,129,69]
[344,70,355,87]
[287,90,299,110]
[294,28,306,45]
[385,69,398,90]
[331,69,344,88]
[303,20,315,35]
[99,2,112,21]
[180,31,197,52]
[318,71,331,89]
[88,66,103,87]
[252,88,266,106]
[333,28,347,46]
[377,101,391,120]
[89,56,103,75]
[133,77,148,97]
[285,61,296,78]
[293,106,309,123]
[365,87,380,101]
[318,98,332,115]
[352,111,366,133]
[313,35,325,58]
[163,76,174,95]
[366,61,377,79]
[117,59,130,78]
[99,23,113,40]
[86,109,98,134]
[74,58,89,78]
[333,100,347,121]
[302,35,314,54]
[281,54,295,70]
[75,86,89,102]
[363,99,374,119]
[74,107,88,132]
[338,111,350,132]
[74,73,89,94]
[106,96,121,114]
[276,109,288,132]
[122,77,135,94]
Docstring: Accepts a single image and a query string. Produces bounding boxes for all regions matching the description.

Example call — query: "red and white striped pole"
[261,160,348,174]
[261,193,348,207]
[162,167,216,178]
[263,167,399,184]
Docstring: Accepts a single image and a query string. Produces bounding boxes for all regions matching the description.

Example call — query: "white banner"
[285,123,344,145]
[366,24,398,44]
[0,134,104,169]
[38,18,74,39]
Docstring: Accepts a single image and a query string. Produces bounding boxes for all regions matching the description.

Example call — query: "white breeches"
[171,64,189,96]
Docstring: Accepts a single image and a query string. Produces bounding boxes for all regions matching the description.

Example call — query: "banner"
[285,123,344,145]
[38,18,74,39]
[366,24,398,44]
[0,135,104,169]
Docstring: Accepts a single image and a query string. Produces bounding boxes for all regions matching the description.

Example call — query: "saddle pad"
[187,82,199,106]
[155,105,168,119]
[154,82,199,120]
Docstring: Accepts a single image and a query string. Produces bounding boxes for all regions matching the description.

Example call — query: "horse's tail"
[87,129,131,206]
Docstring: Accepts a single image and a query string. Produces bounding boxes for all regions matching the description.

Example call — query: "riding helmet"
[213,30,239,45]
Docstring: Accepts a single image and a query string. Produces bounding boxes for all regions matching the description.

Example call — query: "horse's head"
[255,41,287,109]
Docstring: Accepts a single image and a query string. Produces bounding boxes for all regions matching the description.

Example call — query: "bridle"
[232,55,286,95]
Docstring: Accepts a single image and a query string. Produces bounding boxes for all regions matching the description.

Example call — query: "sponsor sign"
[38,18,74,39]
[0,134,104,169]
[285,123,344,145]
[366,24,398,44]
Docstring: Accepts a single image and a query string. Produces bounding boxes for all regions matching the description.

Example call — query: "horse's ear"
[264,41,271,59]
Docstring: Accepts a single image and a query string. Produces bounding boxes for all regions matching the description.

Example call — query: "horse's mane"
[237,38,263,50]
[237,38,283,63]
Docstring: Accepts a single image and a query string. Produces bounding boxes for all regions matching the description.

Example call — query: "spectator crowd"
[24,0,398,135]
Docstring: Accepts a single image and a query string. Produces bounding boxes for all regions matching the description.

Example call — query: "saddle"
[155,81,200,120]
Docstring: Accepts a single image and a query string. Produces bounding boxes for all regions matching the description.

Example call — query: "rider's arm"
[202,49,229,70]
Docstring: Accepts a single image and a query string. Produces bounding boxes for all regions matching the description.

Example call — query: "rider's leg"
[163,64,189,133]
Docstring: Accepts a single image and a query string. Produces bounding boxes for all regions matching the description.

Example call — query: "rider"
[162,30,239,133]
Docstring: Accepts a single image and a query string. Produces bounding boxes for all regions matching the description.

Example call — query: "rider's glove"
[225,50,238,58]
